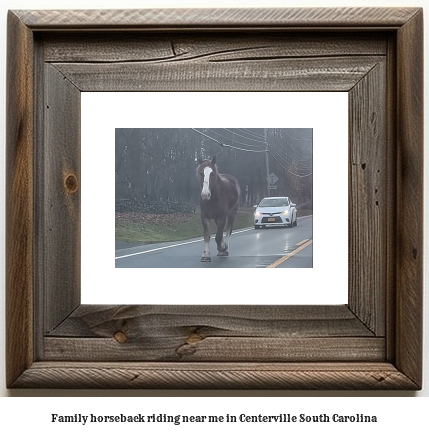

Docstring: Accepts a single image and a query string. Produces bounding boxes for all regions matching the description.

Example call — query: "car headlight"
[282,209,289,216]
[255,211,262,217]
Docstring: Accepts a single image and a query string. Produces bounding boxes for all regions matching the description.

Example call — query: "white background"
[0,0,428,427]
[82,92,348,305]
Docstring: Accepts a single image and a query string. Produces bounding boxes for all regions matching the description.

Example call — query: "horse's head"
[197,156,217,200]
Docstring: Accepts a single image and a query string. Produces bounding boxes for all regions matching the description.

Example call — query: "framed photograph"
[82,92,347,306]
[6,8,423,389]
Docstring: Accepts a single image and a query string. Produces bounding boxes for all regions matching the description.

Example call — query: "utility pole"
[264,128,270,197]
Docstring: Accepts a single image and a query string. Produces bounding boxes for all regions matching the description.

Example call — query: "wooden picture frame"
[6,8,423,389]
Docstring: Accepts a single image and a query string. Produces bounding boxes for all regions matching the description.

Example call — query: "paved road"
[115,216,313,268]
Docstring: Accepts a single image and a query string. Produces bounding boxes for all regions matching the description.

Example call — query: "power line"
[268,150,313,178]
[280,129,313,142]
[291,128,313,139]
[205,129,266,148]
[267,140,312,170]
[222,128,266,143]
[238,128,266,140]
[267,134,312,166]
[191,128,267,153]
[191,128,313,177]
[269,133,313,159]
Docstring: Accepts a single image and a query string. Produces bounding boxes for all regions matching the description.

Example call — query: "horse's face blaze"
[201,166,213,200]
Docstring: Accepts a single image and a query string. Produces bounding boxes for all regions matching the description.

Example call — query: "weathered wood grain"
[11,362,419,390]
[42,34,387,63]
[6,11,35,389]
[44,305,379,362]
[395,9,424,388]
[14,8,420,29]
[52,56,384,92]
[33,37,47,361]
[348,62,386,335]
[47,305,374,338]
[44,337,385,362]
[384,33,398,364]
[43,64,81,333]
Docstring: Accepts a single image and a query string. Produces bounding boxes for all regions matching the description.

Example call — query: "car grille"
[261,216,283,223]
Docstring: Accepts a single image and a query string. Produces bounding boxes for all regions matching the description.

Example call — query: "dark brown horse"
[196,156,240,262]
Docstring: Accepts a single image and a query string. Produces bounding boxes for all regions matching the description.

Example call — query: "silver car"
[254,196,297,229]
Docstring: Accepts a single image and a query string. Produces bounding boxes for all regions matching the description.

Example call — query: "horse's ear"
[211,155,217,166]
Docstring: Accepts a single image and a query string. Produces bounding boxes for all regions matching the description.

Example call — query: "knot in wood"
[114,331,128,343]
[65,174,78,193]
[186,333,203,344]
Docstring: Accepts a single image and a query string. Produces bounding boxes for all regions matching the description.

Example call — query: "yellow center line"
[266,239,313,268]
[296,238,310,246]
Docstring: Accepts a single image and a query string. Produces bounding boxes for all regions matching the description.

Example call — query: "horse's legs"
[215,217,229,256]
[220,207,238,256]
[221,228,230,256]
[201,217,211,262]
[226,206,238,235]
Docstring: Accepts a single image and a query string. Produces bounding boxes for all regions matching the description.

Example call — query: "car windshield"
[258,198,289,207]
